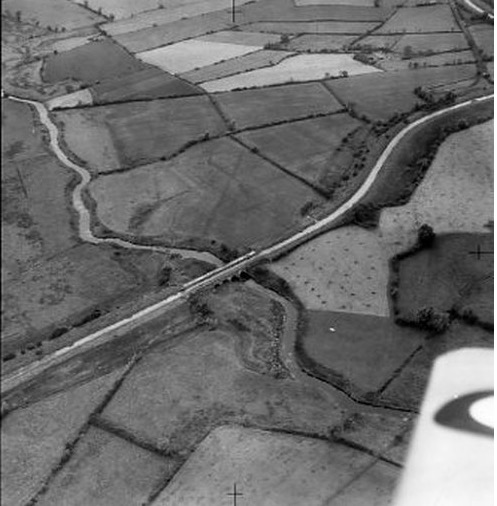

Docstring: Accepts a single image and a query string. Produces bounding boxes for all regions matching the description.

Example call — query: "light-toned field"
[50,35,96,53]
[56,96,226,170]
[378,50,476,71]
[286,33,358,51]
[326,64,477,120]
[354,34,404,50]
[46,88,93,110]
[154,426,399,506]
[393,32,469,54]
[237,113,361,187]
[88,138,323,249]
[197,30,283,46]
[136,40,262,75]
[101,329,343,453]
[72,0,163,19]
[36,426,175,506]
[201,53,380,91]
[180,50,295,84]
[377,5,460,33]
[1,370,122,506]
[215,82,343,128]
[470,24,494,57]
[246,20,380,34]
[111,11,232,53]
[271,225,391,316]
[295,0,376,5]
[379,120,494,254]
[2,0,104,30]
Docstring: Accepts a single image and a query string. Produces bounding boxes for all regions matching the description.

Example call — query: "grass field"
[379,120,494,253]
[380,322,493,410]
[326,64,477,120]
[46,88,93,110]
[202,53,379,91]
[353,34,403,50]
[72,0,165,19]
[215,82,343,128]
[43,38,148,86]
[88,137,323,250]
[270,225,392,316]
[378,50,476,71]
[197,30,282,46]
[35,426,175,506]
[377,5,460,33]
[136,39,262,75]
[100,328,343,453]
[1,370,122,506]
[2,0,104,30]
[245,21,380,34]
[56,95,226,169]
[299,310,422,395]
[111,11,232,53]
[287,33,358,51]
[393,32,469,54]
[180,50,295,84]
[296,0,376,5]
[469,23,494,57]
[91,67,201,103]
[154,426,398,506]
[237,113,361,189]
[395,233,493,323]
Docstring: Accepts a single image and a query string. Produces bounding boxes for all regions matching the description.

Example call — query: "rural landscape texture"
[0,0,493,504]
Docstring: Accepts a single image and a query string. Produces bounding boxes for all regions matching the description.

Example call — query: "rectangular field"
[201,53,380,91]
[215,82,343,129]
[295,0,376,5]
[136,40,262,75]
[286,34,358,51]
[326,64,477,120]
[377,5,460,33]
[245,21,380,34]
[89,138,324,249]
[393,32,469,54]
[469,24,494,57]
[237,113,362,188]
[72,0,162,19]
[353,34,404,50]
[197,30,282,46]
[180,50,295,84]
[378,50,476,71]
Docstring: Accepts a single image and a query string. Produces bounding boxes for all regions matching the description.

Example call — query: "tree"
[15,10,21,22]
[417,223,435,248]
[280,33,290,44]
[416,307,450,333]
[402,45,413,59]
[340,70,349,78]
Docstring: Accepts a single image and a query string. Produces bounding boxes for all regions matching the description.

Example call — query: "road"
[1,92,493,395]
[462,0,494,19]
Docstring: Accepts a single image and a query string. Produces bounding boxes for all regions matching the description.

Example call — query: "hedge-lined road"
[2,92,493,395]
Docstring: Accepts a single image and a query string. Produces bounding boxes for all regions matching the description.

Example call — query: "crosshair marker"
[227,483,243,506]
[468,244,493,260]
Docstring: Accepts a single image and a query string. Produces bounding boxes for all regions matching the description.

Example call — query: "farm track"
[2,92,493,404]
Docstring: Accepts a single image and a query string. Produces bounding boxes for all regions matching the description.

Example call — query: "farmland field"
[91,67,201,103]
[296,0,376,5]
[378,50,476,71]
[286,33,359,51]
[111,11,232,53]
[300,310,422,394]
[393,32,469,54]
[1,0,105,30]
[35,426,175,506]
[1,370,122,506]
[395,233,493,324]
[197,30,283,46]
[469,24,494,57]
[136,40,262,75]
[201,53,380,91]
[353,34,403,50]
[46,88,93,110]
[237,113,362,188]
[245,21,380,34]
[326,64,477,120]
[379,120,494,253]
[42,38,148,85]
[154,426,398,506]
[377,5,460,33]
[180,50,295,84]
[55,96,227,170]
[270,226,392,316]
[88,138,323,250]
[215,82,343,129]
[72,0,166,20]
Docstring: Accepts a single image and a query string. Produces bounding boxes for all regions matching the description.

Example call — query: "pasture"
[197,30,282,46]
[42,38,148,85]
[1,0,104,30]
[88,138,323,250]
[92,67,201,103]
[237,113,361,188]
[136,40,261,75]
[215,82,343,129]
[201,53,380,91]
[180,50,295,84]
[57,96,226,169]
[326,64,477,120]
[353,34,403,50]
[296,0,376,5]
[379,120,494,253]
[469,24,494,57]
[1,370,122,506]
[154,426,398,506]
[46,89,93,110]
[377,5,460,33]
[378,50,476,71]
[270,225,392,316]
[300,310,422,394]
[286,34,358,51]
[393,32,469,54]
[72,0,165,20]
[245,21,380,34]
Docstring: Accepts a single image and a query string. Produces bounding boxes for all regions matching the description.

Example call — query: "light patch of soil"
[153,425,399,506]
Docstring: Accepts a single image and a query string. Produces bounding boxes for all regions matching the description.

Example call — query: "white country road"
[2,92,493,394]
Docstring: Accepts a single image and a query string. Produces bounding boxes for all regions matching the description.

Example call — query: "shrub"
[415,307,450,333]
[417,223,435,248]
